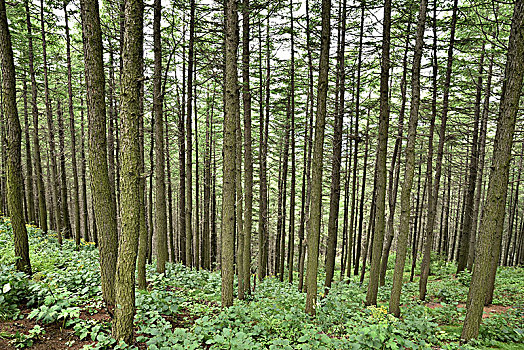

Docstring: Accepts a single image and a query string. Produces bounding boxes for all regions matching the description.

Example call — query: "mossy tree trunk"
[461,0,524,341]
[79,0,119,314]
[0,0,32,275]
[112,0,143,343]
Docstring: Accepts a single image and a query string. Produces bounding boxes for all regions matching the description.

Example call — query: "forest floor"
[0,217,523,350]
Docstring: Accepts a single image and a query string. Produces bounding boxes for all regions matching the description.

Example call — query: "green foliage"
[0,265,30,320]
[0,219,523,350]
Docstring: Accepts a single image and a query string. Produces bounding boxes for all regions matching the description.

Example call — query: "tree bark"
[0,0,32,275]
[419,0,458,301]
[325,0,346,291]
[64,1,81,247]
[222,0,239,308]
[388,0,428,316]
[241,0,252,292]
[457,50,485,273]
[41,0,61,237]
[305,0,331,315]
[153,0,168,274]
[366,0,391,306]
[79,0,119,313]
[461,0,524,340]
[112,0,143,343]
[24,0,47,233]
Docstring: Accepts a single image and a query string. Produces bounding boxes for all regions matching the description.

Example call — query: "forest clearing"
[1,0,524,348]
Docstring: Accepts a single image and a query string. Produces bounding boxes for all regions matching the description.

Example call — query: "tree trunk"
[79,98,89,241]
[298,0,315,292]
[325,0,346,291]
[21,76,35,224]
[366,0,391,306]
[257,18,269,281]
[57,103,72,240]
[469,54,493,269]
[153,0,168,273]
[305,0,331,315]
[379,16,412,287]
[461,1,524,340]
[186,0,196,268]
[287,0,296,284]
[64,2,81,247]
[79,0,119,313]
[456,50,485,273]
[241,0,252,292]
[0,0,32,274]
[41,0,61,237]
[24,0,47,233]
[222,0,239,308]
[388,0,428,316]
[419,0,458,301]
[112,0,143,343]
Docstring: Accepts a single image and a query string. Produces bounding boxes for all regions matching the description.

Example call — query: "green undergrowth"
[0,217,523,349]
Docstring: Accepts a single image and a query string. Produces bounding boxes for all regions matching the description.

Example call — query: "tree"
[241,0,252,294]
[305,0,331,315]
[461,0,524,341]
[186,0,196,268]
[79,0,119,314]
[365,0,391,306]
[24,0,47,234]
[153,0,168,274]
[324,0,346,292]
[222,0,239,308]
[388,0,428,317]
[1,0,32,275]
[64,0,81,247]
[419,0,458,301]
[112,0,144,342]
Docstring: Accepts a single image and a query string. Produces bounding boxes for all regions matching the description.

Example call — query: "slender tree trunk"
[298,0,315,292]
[166,116,174,262]
[79,0,119,314]
[420,0,458,301]
[305,0,331,315]
[24,0,47,233]
[258,18,269,281]
[457,50,485,273]
[64,2,80,246]
[410,160,423,282]
[357,121,371,282]
[325,0,346,291]
[112,0,143,343]
[41,0,61,236]
[242,0,252,292]
[469,52,491,268]
[153,0,168,273]
[222,0,239,308]
[461,1,524,340]
[388,0,428,316]
[22,76,34,222]
[57,104,72,240]
[0,0,32,274]
[21,76,35,224]
[236,89,244,295]
[80,98,89,241]
[287,0,296,284]
[366,0,391,306]
[186,0,196,268]
[136,80,147,290]
[379,17,412,286]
